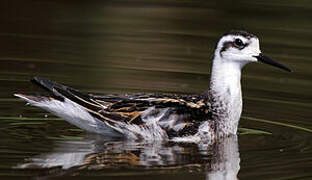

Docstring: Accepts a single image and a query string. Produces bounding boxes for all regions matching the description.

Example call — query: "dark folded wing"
[32,76,212,137]
[92,94,212,137]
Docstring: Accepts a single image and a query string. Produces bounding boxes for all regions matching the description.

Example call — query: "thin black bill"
[254,53,292,72]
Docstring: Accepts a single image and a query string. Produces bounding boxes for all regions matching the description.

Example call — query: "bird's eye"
[234,38,244,47]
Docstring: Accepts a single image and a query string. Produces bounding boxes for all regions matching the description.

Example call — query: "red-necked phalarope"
[14,30,292,142]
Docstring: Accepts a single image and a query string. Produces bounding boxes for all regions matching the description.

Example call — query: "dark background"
[0,0,312,179]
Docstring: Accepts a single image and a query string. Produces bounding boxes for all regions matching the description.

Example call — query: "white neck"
[208,54,246,136]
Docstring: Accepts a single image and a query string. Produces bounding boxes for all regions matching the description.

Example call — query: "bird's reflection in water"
[18,135,240,180]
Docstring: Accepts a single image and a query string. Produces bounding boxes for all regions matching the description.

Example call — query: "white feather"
[14,94,121,137]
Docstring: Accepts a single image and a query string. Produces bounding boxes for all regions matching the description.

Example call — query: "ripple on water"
[0,1,312,179]
[1,114,311,180]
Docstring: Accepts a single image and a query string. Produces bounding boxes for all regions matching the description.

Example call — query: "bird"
[14,30,292,142]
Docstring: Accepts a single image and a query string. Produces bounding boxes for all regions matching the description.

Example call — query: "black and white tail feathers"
[14,76,122,137]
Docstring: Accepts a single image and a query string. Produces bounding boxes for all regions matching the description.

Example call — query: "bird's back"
[93,93,212,138]
[15,77,213,139]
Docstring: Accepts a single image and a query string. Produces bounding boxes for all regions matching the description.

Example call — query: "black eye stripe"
[220,41,233,54]
[219,40,248,56]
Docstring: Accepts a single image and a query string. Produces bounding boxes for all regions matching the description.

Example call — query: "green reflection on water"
[0,0,312,179]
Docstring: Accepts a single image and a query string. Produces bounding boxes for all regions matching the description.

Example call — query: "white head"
[214,30,292,72]
[209,31,291,137]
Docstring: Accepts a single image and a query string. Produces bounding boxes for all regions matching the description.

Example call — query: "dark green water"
[1,0,312,179]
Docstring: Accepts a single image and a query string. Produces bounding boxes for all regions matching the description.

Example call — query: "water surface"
[1,0,312,179]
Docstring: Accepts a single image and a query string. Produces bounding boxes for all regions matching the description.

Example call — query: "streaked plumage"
[15,30,291,141]
[16,76,213,140]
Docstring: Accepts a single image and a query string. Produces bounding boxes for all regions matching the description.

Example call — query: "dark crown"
[223,30,256,40]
